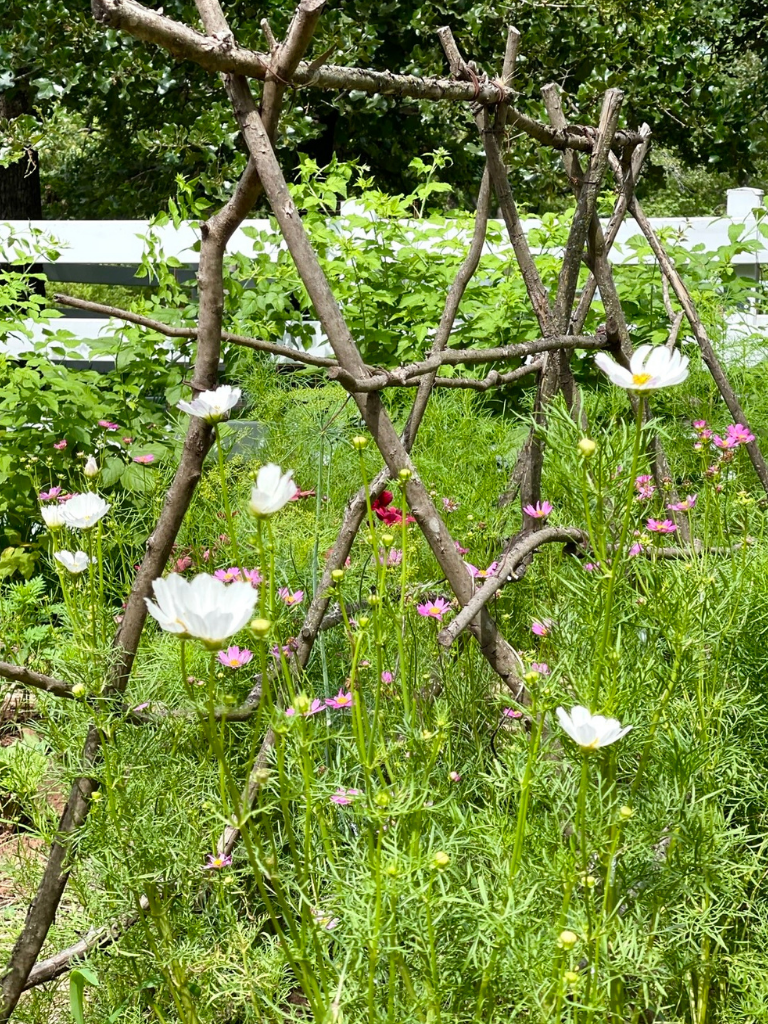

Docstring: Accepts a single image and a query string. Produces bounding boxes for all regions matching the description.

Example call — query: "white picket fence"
[1,186,766,367]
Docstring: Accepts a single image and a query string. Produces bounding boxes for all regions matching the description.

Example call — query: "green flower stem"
[591,397,645,706]
[86,528,97,650]
[96,519,106,644]
[508,709,545,880]
[214,422,241,568]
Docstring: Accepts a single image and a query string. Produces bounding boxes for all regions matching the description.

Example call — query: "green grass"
[5,356,768,1023]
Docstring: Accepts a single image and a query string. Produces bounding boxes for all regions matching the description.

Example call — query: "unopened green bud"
[619,805,634,820]
[293,693,311,714]
[578,437,597,458]
[398,468,412,481]
[432,851,450,870]
[558,929,579,950]
[72,683,86,698]
[374,791,391,807]
[381,533,395,547]
[250,617,272,636]
[331,569,345,582]
[367,594,380,607]
[352,435,368,450]
[564,970,579,986]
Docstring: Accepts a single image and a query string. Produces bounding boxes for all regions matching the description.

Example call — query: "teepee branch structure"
[2,1,767,1015]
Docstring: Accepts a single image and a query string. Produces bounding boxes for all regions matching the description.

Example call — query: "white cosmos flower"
[145,573,258,648]
[594,344,689,391]
[556,705,632,751]
[248,463,297,517]
[41,504,67,530]
[54,550,95,574]
[61,492,111,530]
[177,385,241,424]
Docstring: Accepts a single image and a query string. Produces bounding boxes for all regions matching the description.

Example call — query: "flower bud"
[352,435,368,450]
[72,683,86,698]
[431,851,450,870]
[374,791,391,807]
[558,929,579,950]
[331,569,345,582]
[367,594,380,607]
[293,693,311,715]
[381,533,395,547]
[577,437,597,458]
[398,468,412,481]
[250,617,272,636]
[564,970,579,986]
[619,805,634,820]
[84,455,99,478]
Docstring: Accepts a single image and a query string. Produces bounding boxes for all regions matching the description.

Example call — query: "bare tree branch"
[0,662,74,699]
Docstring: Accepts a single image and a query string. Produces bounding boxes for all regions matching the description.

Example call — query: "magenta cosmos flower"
[465,562,499,579]
[53,439,67,450]
[330,787,362,806]
[98,420,120,431]
[634,474,655,500]
[204,852,232,870]
[271,637,299,660]
[523,500,553,519]
[454,541,469,556]
[442,497,460,512]
[667,494,697,512]
[646,518,678,534]
[502,708,523,719]
[133,453,155,465]
[727,423,755,445]
[417,597,451,620]
[286,698,325,718]
[326,689,354,710]
[217,645,253,669]
[241,567,262,587]
[39,486,63,502]
[530,662,550,675]
[214,567,242,583]
[278,587,304,606]
[381,671,394,684]
[531,620,552,637]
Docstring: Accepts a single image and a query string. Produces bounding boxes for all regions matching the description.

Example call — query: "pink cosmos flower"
[330,787,362,806]
[584,562,599,572]
[634,475,655,500]
[667,494,697,512]
[448,770,462,783]
[503,708,523,719]
[442,497,460,512]
[271,637,299,660]
[727,423,755,445]
[122,436,134,445]
[98,420,119,431]
[217,645,253,669]
[417,597,451,620]
[39,486,63,502]
[214,567,243,583]
[629,542,644,557]
[693,420,708,431]
[241,567,262,587]
[531,620,552,637]
[286,698,325,718]
[53,439,67,450]
[133,453,156,465]
[204,853,232,870]
[523,500,553,519]
[454,541,469,556]
[174,555,193,572]
[646,518,678,534]
[133,701,150,712]
[530,662,550,675]
[290,488,316,501]
[381,671,394,684]
[465,561,499,579]
[712,434,737,450]
[326,689,354,709]
[278,587,304,607]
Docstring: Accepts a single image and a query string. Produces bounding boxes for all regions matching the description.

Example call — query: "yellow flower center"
[631,373,652,386]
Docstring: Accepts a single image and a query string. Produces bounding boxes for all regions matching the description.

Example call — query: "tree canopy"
[1,0,767,217]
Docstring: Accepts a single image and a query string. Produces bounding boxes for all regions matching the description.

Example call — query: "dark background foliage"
[1,0,767,219]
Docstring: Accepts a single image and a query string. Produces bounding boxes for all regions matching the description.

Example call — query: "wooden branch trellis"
[1,0,766,1014]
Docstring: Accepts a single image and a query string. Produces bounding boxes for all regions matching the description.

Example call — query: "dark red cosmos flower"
[371,491,415,526]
